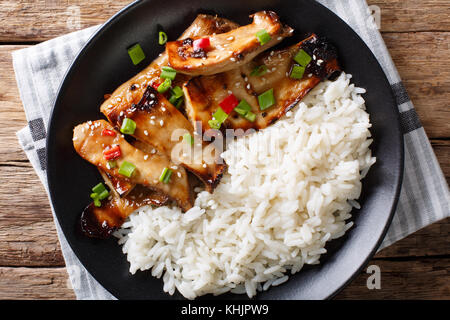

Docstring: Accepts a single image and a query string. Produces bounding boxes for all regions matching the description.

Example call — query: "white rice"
[114,72,376,299]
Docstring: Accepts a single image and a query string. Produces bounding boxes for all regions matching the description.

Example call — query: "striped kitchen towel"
[13,0,449,299]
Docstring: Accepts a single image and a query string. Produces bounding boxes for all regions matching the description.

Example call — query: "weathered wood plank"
[369,0,450,32]
[0,0,449,42]
[337,258,450,299]
[0,258,448,299]
[382,32,450,139]
[376,218,450,258]
[0,267,75,299]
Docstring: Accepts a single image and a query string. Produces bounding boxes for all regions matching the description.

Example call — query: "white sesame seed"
[120,111,124,116]
[151,115,156,119]
[160,120,164,126]
[87,121,92,125]
[227,36,234,41]
[151,149,156,154]
[73,137,78,141]
[116,97,121,102]
[308,73,313,77]
[144,130,148,136]
[244,77,248,82]
[171,166,178,170]
[177,172,181,178]
[270,51,274,56]
[313,54,317,60]
[277,36,282,41]
[90,125,95,130]
[150,93,155,98]
[150,120,155,125]
[246,84,251,90]
[161,107,166,112]
[144,155,148,160]
[202,163,207,168]
[228,90,232,94]
[230,57,236,62]
[272,67,276,71]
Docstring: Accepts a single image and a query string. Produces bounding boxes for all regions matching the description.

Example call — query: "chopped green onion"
[127,43,146,65]
[183,133,194,146]
[294,49,311,67]
[168,95,178,105]
[120,118,136,135]
[208,119,221,130]
[157,78,172,93]
[90,193,99,200]
[250,64,268,77]
[258,88,275,111]
[107,160,117,169]
[160,66,177,80]
[213,107,228,124]
[98,189,110,200]
[171,86,184,99]
[159,167,173,184]
[175,97,184,108]
[92,183,106,194]
[169,86,184,105]
[290,65,306,80]
[118,161,136,178]
[256,29,271,45]
[159,31,168,45]
[235,99,252,116]
[93,198,101,207]
[244,111,256,122]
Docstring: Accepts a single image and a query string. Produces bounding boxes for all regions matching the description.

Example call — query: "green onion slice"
[208,119,221,130]
[290,65,306,80]
[168,95,178,105]
[213,107,228,124]
[183,133,194,146]
[250,64,268,77]
[258,88,275,111]
[92,183,106,194]
[244,111,256,122]
[159,167,173,184]
[235,100,252,116]
[98,189,110,200]
[256,29,271,46]
[294,49,312,67]
[90,193,99,200]
[160,66,177,80]
[118,161,136,178]
[157,78,172,93]
[171,86,184,99]
[175,97,184,108]
[93,198,101,207]
[127,43,146,65]
[159,31,168,45]
[120,118,136,135]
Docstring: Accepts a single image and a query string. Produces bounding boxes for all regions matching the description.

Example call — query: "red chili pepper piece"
[103,145,121,160]
[193,38,210,51]
[219,93,239,114]
[151,82,161,90]
[101,129,116,137]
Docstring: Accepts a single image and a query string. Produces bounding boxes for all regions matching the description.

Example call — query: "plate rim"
[46,0,404,300]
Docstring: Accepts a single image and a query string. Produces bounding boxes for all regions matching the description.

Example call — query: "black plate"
[47,0,403,300]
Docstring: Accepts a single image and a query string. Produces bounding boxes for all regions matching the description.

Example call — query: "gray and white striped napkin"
[13,0,449,299]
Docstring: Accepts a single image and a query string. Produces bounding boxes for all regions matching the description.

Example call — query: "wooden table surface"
[0,0,448,300]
